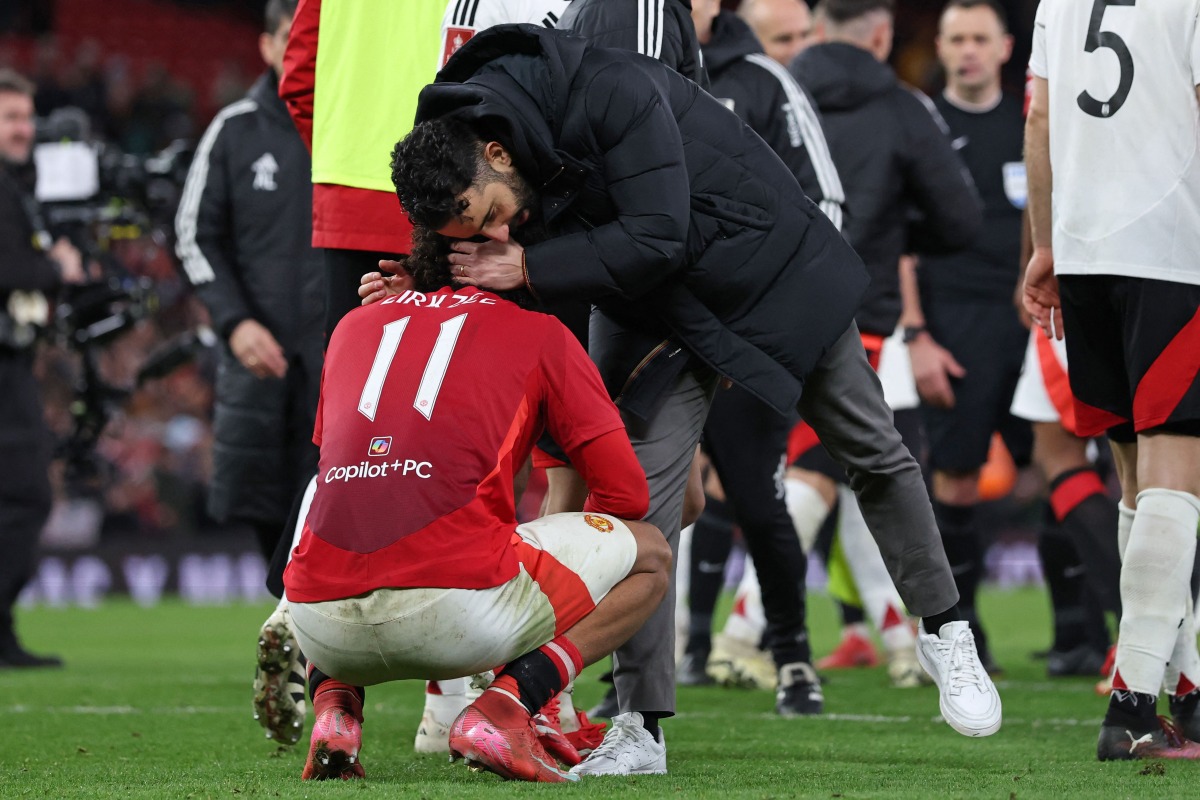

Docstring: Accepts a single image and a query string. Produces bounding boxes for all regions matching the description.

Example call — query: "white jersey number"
[1077,0,1136,118]
[357,313,467,422]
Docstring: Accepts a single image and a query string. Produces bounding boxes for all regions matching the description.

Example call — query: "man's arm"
[174,111,285,377]
[522,62,691,302]
[280,0,320,151]
[1021,74,1059,339]
[899,89,982,254]
[0,181,64,292]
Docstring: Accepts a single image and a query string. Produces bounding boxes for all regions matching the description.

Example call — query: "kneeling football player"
[283,232,667,782]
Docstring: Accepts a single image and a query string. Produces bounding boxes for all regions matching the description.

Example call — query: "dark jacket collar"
[247,70,292,127]
[791,42,895,112]
[701,11,763,76]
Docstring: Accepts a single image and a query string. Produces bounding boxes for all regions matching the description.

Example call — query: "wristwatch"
[902,325,927,344]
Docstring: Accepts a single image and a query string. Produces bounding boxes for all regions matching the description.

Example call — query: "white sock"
[675,523,694,663]
[785,478,831,554]
[424,678,474,721]
[1117,501,1136,561]
[1115,489,1200,695]
[559,683,580,732]
[723,555,766,643]
[835,486,914,652]
[1164,593,1200,696]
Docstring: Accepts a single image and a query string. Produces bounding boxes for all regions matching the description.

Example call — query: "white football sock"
[785,478,831,554]
[836,486,914,653]
[722,555,766,643]
[675,523,694,663]
[1117,501,1136,561]
[1115,489,1200,696]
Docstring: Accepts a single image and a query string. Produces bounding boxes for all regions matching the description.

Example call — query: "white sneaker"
[916,620,1002,737]
[569,712,667,776]
[414,683,478,753]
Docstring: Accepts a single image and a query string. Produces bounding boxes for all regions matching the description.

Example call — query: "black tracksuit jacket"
[702,11,844,229]
[558,0,707,88]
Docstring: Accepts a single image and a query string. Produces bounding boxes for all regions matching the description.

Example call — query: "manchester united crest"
[584,514,615,533]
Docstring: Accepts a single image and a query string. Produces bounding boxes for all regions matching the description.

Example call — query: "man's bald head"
[738,0,815,67]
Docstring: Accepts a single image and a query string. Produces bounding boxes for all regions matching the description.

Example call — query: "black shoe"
[1097,716,1200,761]
[676,651,714,686]
[775,662,823,717]
[1046,645,1106,677]
[0,645,63,669]
[1170,691,1200,741]
[587,685,619,719]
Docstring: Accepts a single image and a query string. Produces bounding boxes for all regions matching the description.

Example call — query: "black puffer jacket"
[174,72,325,524]
[426,25,868,417]
[791,42,981,336]
[703,11,844,228]
[557,0,708,88]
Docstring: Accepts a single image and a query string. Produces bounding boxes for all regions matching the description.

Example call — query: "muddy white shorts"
[290,512,637,686]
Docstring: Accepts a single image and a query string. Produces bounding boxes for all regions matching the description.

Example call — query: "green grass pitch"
[2,588,1197,798]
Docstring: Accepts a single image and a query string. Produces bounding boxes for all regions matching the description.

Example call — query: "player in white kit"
[1024,0,1200,761]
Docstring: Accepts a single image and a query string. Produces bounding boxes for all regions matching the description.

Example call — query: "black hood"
[701,11,762,76]
[417,24,592,189]
[248,70,292,127]
[791,42,895,112]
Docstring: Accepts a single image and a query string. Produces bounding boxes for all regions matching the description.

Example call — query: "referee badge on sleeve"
[1002,162,1027,210]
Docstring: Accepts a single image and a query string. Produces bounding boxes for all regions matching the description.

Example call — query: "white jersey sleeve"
[1035,0,1200,286]
[441,0,572,68]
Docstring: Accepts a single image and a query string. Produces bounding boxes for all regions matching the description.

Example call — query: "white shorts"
[1010,330,1070,425]
[290,512,637,686]
[878,328,919,411]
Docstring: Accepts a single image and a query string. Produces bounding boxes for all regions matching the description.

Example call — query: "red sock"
[313,680,364,723]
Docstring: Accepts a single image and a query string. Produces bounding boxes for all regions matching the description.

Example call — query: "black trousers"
[703,384,810,667]
[0,353,53,647]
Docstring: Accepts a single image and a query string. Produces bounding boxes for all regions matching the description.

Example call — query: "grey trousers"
[613,323,957,717]
[614,368,716,717]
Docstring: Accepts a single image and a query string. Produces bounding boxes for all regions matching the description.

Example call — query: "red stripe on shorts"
[1035,334,1077,435]
[1132,304,1200,432]
[511,535,597,636]
[1072,399,1128,439]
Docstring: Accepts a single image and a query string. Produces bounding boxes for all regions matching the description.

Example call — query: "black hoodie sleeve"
[523,61,690,302]
[174,105,257,340]
[0,175,61,293]
[896,87,982,254]
[722,57,845,230]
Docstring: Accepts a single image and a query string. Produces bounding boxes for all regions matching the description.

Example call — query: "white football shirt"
[441,0,572,68]
[1031,0,1200,285]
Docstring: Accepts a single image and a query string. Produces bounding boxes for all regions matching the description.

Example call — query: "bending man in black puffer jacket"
[362,23,1001,777]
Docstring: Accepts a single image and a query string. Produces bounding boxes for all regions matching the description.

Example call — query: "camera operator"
[0,68,85,669]
[174,0,324,560]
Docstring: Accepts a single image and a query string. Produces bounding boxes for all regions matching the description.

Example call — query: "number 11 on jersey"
[358,313,468,422]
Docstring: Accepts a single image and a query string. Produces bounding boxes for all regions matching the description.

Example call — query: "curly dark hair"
[391,118,489,230]
[404,225,535,309]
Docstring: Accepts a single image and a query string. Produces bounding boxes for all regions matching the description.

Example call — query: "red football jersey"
[285,286,645,602]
